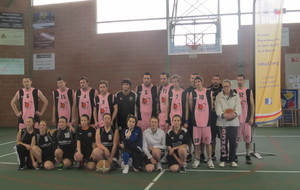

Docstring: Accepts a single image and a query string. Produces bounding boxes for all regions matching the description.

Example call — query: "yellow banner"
[255,0,283,124]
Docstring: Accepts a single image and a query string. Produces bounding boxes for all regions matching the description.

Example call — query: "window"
[33,0,89,6]
[97,0,166,34]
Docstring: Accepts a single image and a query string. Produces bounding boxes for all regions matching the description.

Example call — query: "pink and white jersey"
[193,88,210,127]
[96,93,112,127]
[158,84,172,125]
[19,88,36,123]
[169,88,184,120]
[236,87,249,123]
[78,88,93,118]
[139,84,153,117]
[55,88,72,122]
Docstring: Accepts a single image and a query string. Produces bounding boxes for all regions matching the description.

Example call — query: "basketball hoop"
[187,44,200,59]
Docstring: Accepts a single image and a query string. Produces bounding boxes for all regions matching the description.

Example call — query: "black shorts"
[211,112,220,139]
[167,150,180,167]
[42,149,55,162]
[61,147,75,161]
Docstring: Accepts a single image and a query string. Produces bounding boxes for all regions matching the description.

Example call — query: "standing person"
[143,117,166,172]
[31,120,55,170]
[215,79,241,168]
[207,74,223,161]
[11,76,48,130]
[94,80,118,128]
[120,114,143,174]
[91,113,120,170]
[184,73,199,163]
[15,117,38,170]
[157,72,173,132]
[72,77,97,126]
[74,114,96,170]
[235,74,255,164]
[136,72,158,132]
[52,77,74,126]
[53,116,76,169]
[189,76,214,169]
[167,75,187,128]
[166,115,190,173]
[115,79,137,132]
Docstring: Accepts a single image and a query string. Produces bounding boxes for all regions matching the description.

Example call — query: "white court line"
[256,135,300,138]
[0,141,16,146]
[144,170,165,190]
[0,152,15,158]
[188,169,300,174]
[0,162,18,165]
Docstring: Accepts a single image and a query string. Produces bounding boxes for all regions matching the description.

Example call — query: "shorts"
[61,147,75,161]
[237,123,252,143]
[42,149,55,162]
[193,126,212,145]
[167,147,189,167]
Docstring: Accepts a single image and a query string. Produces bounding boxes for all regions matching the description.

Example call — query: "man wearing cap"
[115,79,137,132]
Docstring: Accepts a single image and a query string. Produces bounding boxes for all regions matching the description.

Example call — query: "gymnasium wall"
[0,0,299,127]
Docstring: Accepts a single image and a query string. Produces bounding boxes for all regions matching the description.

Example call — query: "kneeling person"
[53,116,76,169]
[31,121,55,170]
[143,117,166,172]
[74,114,96,170]
[166,115,190,173]
[91,113,120,170]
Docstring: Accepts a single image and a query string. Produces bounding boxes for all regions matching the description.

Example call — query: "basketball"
[224,108,236,121]
[96,160,110,174]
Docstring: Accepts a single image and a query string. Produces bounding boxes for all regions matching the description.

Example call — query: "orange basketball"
[96,160,110,174]
[224,108,236,121]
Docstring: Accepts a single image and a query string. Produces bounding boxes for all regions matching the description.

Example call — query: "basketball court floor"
[1,127,300,190]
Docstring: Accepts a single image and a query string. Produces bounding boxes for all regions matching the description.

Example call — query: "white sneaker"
[231,162,238,168]
[207,159,215,169]
[122,165,129,174]
[156,162,162,172]
[192,159,200,168]
[219,162,225,168]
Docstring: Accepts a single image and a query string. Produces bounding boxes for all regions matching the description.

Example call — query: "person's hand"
[125,128,133,139]
[32,161,38,169]
[150,157,157,164]
[17,111,22,117]
[35,111,42,116]
[169,148,174,156]
[248,119,254,126]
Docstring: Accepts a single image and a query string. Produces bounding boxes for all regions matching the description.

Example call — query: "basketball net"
[187,44,199,59]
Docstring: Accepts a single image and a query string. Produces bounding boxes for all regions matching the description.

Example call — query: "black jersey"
[207,84,223,102]
[53,128,75,150]
[35,133,53,149]
[20,129,37,144]
[76,126,95,156]
[166,128,190,148]
[115,91,137,131]
[99,126,116,149]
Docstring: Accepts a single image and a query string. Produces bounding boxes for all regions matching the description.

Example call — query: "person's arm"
[30,136,37,167]
[109,129,119,162]
[72,91,77,125]
[52,92,56,125]
[36,90,48,116]
[76,140,81,155]
[142,132,152,159]
[16,130,31,150]
[11,91,22,117]
[93,107,98,127]
[112,104,118,125]
[153,130,166,150]
[215,94,223,118]
[248,90,255,125]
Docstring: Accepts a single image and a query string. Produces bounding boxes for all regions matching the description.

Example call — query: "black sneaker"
[212,152,216,161]
[186,154,192,163]
[200,154,207,163]
[235,156,238,163]
[35,162,44,171]
[179,165,186,173]
[246,155,252,165]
